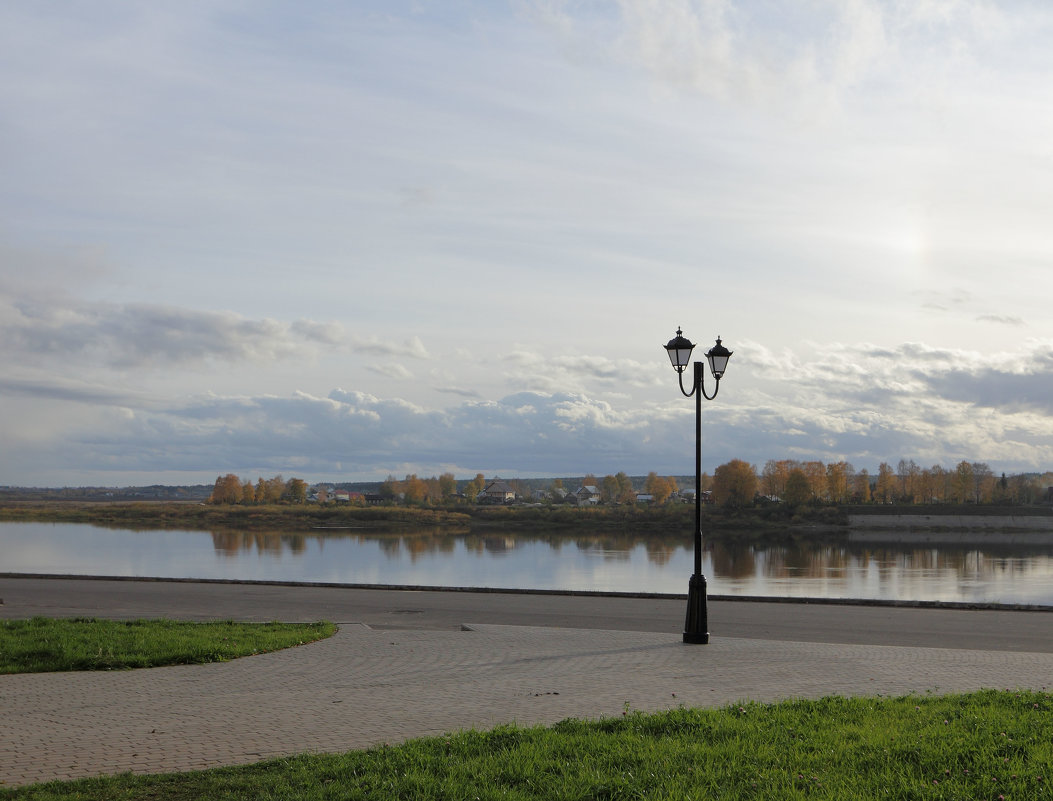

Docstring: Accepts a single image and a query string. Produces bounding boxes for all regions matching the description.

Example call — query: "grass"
[0,617,336,674]
[0,502,473,531]
[0,500,850,539]
[3,690,1051,799]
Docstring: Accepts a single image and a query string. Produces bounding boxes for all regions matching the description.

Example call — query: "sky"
[2,0,1053,487]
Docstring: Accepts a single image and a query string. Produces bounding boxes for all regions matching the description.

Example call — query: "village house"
[481,479,517,504]
[574,485,601,505]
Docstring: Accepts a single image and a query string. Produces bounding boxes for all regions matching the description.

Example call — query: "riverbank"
[847,512,1053,544]
[3,501,1052,542]
[0,501,840,543]
[849,513,1053,531]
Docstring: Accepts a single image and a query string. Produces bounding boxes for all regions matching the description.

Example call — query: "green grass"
[4,691,1051,799]
[0,617,336,674]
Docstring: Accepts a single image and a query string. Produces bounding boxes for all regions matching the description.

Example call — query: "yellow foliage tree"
[209,474,242,504]
[713,459,758,508]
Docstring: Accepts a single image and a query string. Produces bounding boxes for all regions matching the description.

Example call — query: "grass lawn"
[0,617,336,673]
[3,690,1051,800]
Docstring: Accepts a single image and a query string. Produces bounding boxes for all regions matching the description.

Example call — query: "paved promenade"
[3,577,1053,788]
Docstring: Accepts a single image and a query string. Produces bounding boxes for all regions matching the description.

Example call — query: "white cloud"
[7,335,1053,485]
[3,2,1053,485]
[366,364,414,380]
[350,335,430,360]
[0,294,346,369]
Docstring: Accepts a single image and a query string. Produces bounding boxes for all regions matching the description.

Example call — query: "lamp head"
[664,328,695,374]
[705,337,732,379]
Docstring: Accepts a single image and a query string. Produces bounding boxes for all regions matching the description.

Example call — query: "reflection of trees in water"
[211,530,307,556]
[643,539,673,566]
[715,541,1053,583]
[208,527,1053,585]
[710,543,756,579]
[210,527,463,560]
[863,546,1044,581]
[208,526,690,564]
[376,538,401,556]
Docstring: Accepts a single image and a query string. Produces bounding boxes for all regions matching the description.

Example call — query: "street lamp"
[664,328,732,644]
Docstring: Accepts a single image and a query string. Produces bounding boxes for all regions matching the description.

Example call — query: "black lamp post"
[664,328,732,644]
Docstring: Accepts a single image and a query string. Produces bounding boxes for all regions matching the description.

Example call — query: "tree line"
[378,472,683,505]
[208,474,309,505]
[750,458,1053,507]
[208,460,1053,508]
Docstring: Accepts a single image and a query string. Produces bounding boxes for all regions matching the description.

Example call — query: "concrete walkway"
[3,579,1053,788]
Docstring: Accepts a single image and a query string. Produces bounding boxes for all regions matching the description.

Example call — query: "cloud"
[0,297,346,369]
[366,364,414,380]
[349,334,430,359]
[9,385,692,481]
[919,289,972,312]
[0,375,142,406]
[434,385,483,398]
[6,334,1053,485]
[505,350,663,394]
[726,338,1053,469]
[538,0,1025,121]
[976,314,1024,326]
[0,240,115,297]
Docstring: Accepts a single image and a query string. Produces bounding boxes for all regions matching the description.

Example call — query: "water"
[3,521,1053,604]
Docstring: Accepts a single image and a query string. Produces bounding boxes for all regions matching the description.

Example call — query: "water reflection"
[3,521,1053,604]
[205,527,1053,603]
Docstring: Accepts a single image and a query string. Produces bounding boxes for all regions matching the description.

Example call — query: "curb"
[3,573,1053,612]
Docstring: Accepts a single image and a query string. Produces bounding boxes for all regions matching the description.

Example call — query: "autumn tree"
[954,461,974,503]
[825,461,852,504]
[712,459,757,508]
[897,458,920,502]
[209,474,243,504]
[438,472,457,501]
[971,462,994,504]
[284,477,308,504]
[644,472,674,504]
[802,461,826,501]
[260,475,285,504]
[379,475,399,502]
[916,468,934,504]
[929,464,951,503]
[906,459,921,502]
[402,474,427,505]
[875,463,896,503]
[241,480,256,504]
[1009,473,1042,504]
[761,459,792,500]
[463,473,485,502]
[601,474,619,504]
[615,471,636,504]
[853,468,871,503]
[783,468,811,507]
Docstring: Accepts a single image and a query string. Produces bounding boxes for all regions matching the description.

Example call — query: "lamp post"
[664,328,732,644]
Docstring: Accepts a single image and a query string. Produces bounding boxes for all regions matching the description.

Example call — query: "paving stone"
[4,622,1053,788]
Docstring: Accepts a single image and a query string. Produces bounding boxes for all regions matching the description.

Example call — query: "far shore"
[2,501,1052,544]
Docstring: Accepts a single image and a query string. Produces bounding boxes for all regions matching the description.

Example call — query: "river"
[3,521,1053,604]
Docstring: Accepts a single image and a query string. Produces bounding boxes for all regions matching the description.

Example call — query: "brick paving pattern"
[4,621,1053,788]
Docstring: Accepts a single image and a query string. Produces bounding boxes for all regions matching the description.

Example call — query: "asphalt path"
[2,575,1051,652]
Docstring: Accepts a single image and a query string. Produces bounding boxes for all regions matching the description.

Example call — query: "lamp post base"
[683,573,710,644]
